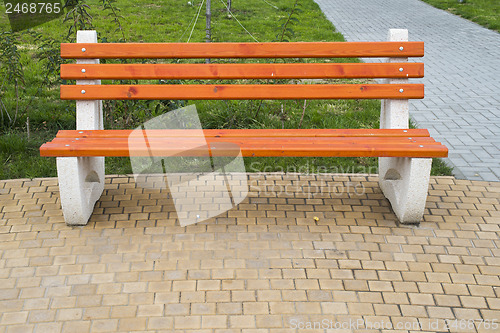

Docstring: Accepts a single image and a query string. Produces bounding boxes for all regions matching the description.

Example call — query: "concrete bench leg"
[378,28,432,223]
[57,30,104,226]
[57,157,104,225]
[379,157,431,223]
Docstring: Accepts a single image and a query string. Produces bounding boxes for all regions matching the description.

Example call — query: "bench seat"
[41,129,447,158]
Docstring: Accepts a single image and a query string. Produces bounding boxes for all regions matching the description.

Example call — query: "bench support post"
[379,29,431,223]
[57,30,104,225]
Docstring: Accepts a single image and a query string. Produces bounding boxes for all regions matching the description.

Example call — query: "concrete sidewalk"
[314,0,500,182]
[0,174,499,332]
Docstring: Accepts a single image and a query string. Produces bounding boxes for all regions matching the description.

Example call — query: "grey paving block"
[472,150,494,159]
[478,172,499,182]
[492,168,500,178]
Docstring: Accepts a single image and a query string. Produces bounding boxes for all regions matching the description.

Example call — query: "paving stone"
[0,175,499,331]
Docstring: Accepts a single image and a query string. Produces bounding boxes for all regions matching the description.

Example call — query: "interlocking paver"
[314,0,500,181]
[0,175,499,332]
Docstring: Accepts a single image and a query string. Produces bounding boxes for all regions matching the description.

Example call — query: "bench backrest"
[60,41,424,101]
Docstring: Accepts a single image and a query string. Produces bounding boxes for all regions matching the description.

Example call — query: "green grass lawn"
[421,0,499,32]
[0,0,453,179]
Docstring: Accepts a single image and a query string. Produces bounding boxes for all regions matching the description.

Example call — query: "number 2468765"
[5,2,61,14]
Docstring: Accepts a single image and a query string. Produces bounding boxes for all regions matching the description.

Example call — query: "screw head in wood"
[399,46,404,51]
[399,89,404,93]
[82,48,86,52]
[81,90,86,94]
[399,68,403,72]
[81,69,86,73]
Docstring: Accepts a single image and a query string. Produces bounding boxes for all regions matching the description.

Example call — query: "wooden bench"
[40,29,448,226]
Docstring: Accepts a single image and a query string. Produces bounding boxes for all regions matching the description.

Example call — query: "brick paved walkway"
[314,0,500,182]
[0,174,499,332]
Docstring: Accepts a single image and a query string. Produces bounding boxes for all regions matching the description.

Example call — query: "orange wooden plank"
[55,129,431,138]
[61,42,424,59]
[61,63,424,80]
[43,137,441,147]
[61,84,424,100]
[40,139,448,158]
[40,144,447,158]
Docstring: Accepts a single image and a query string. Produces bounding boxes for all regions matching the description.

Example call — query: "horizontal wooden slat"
[61,63,424,80]
[61,84,424,100]
[40,129,448,158]
[42,137,442,147]
[56,129,432,138]
[40,137,448,158]
[61,42,424,59]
